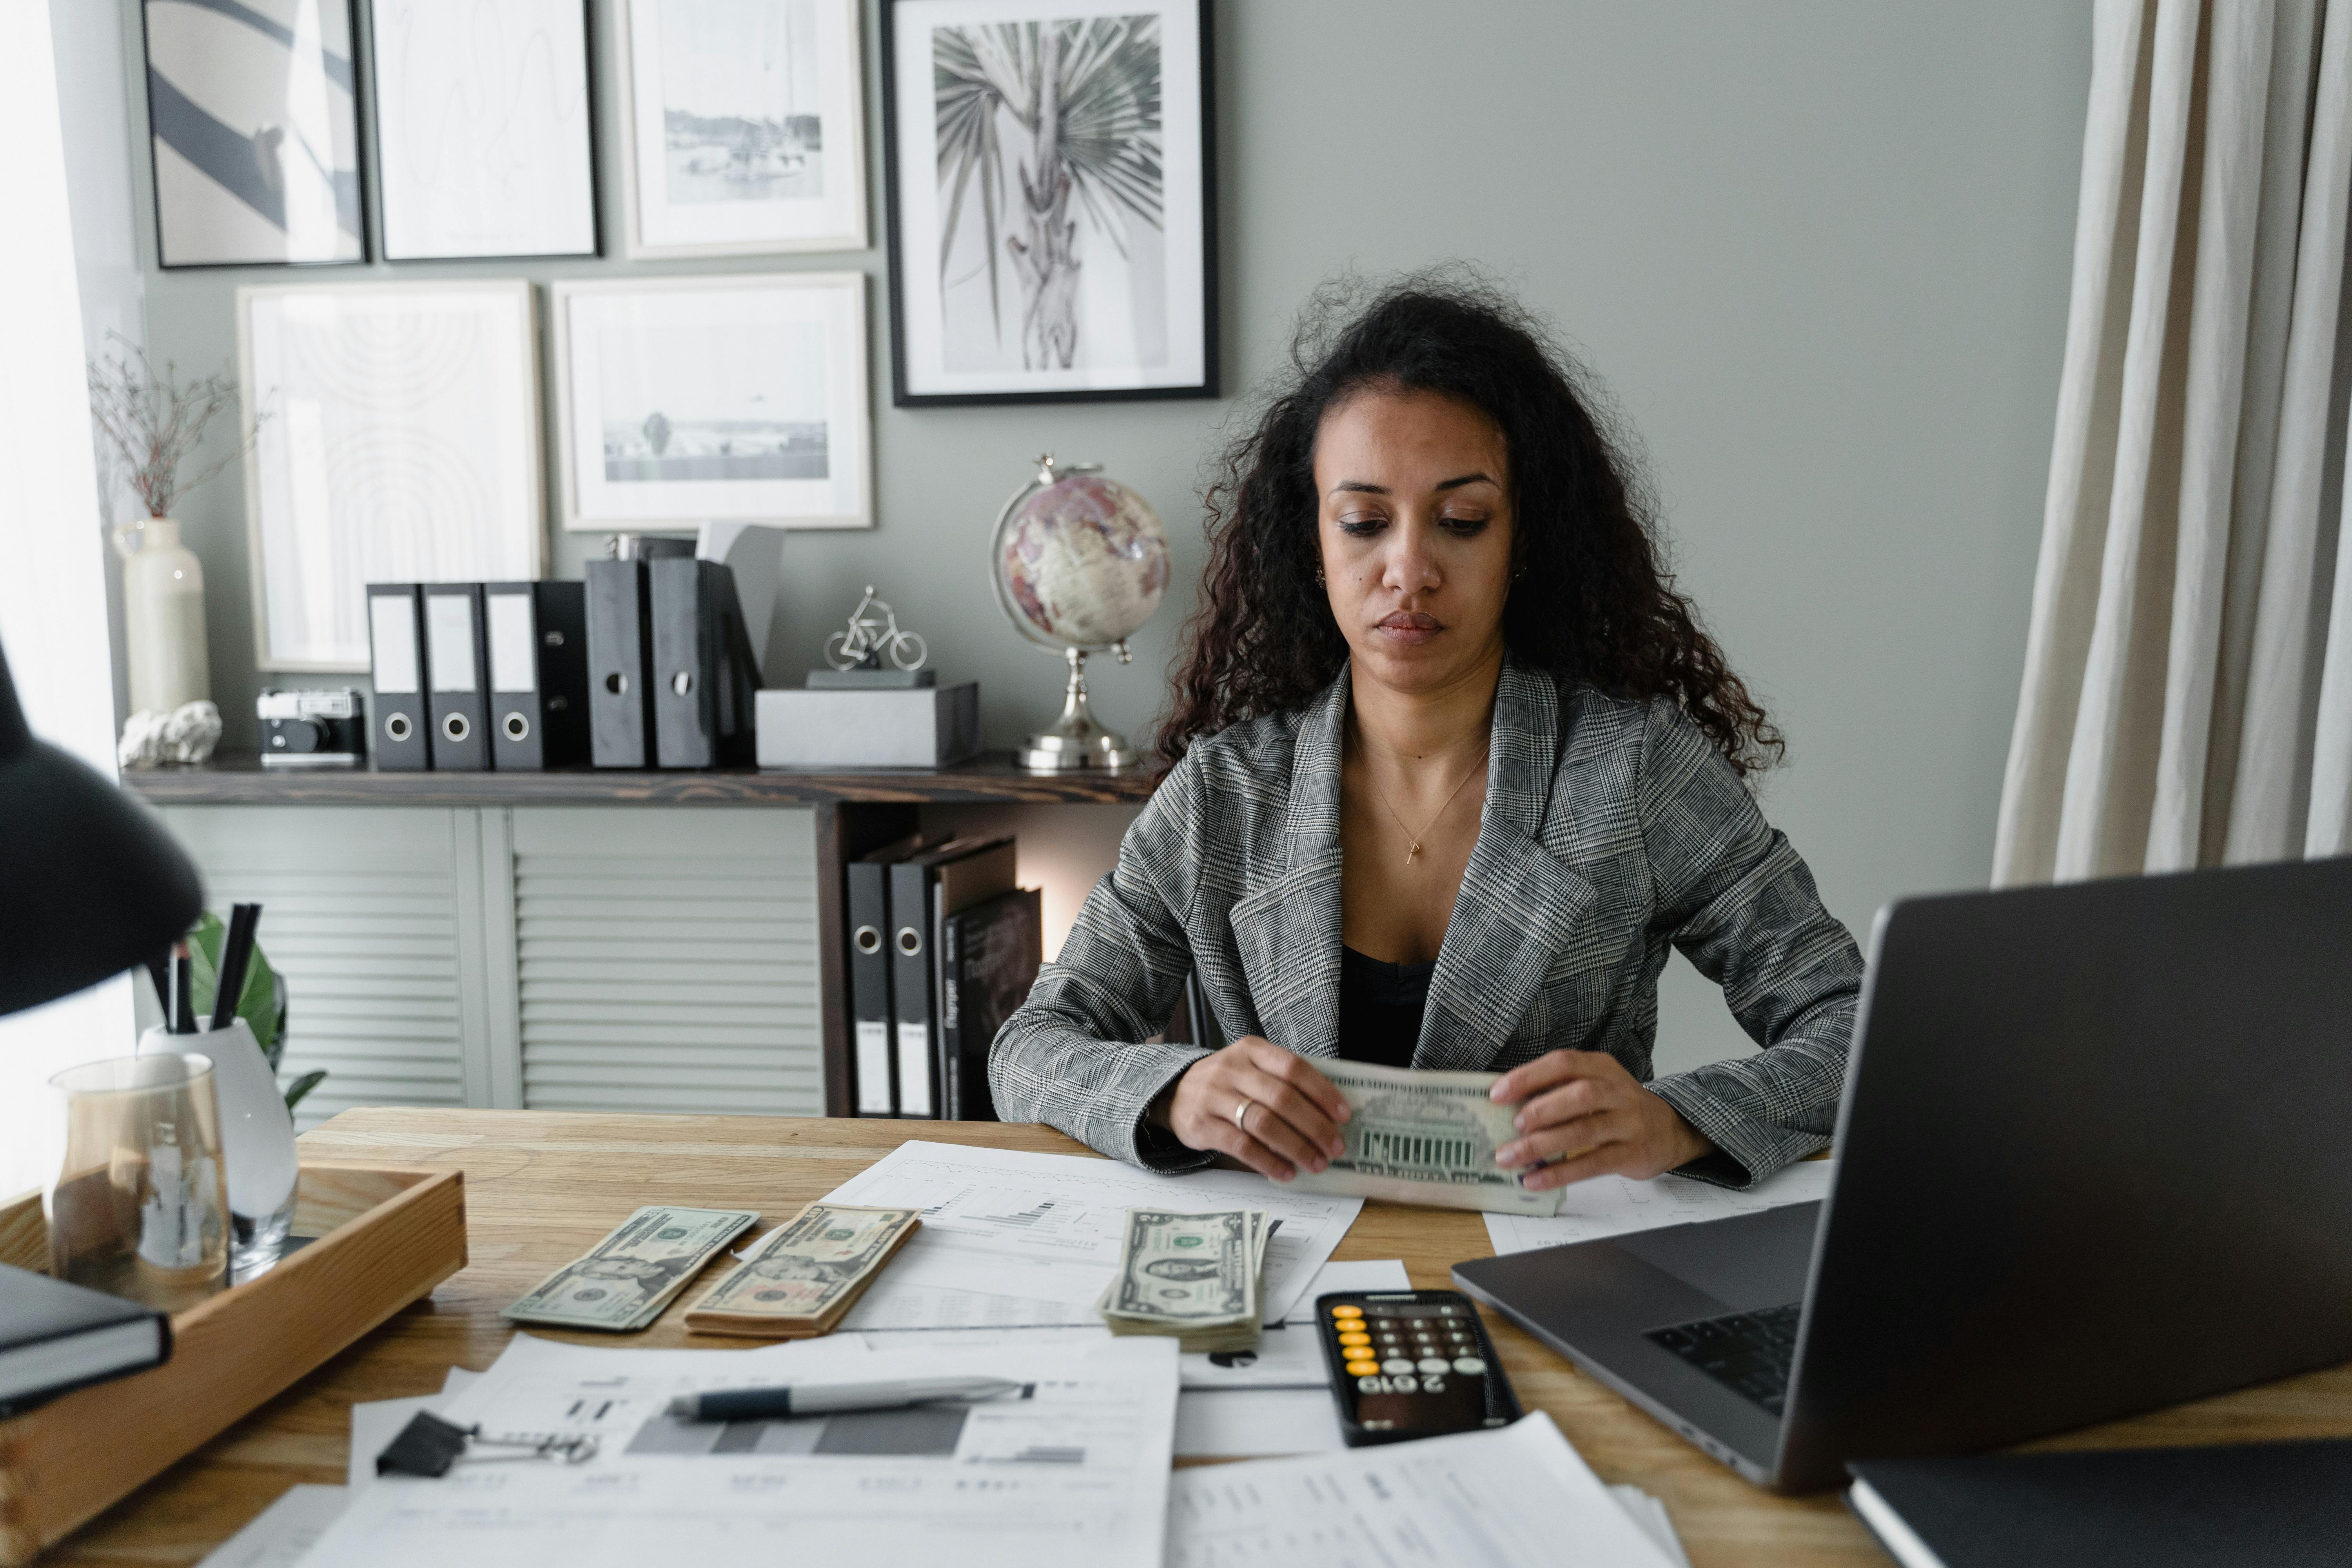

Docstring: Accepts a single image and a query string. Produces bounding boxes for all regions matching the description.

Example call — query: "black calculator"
[1314,1289,1521,1446]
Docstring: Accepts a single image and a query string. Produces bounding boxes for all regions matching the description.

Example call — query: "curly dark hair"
[1158,273,1782,776]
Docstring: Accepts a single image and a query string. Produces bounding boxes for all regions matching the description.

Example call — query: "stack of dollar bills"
[683,1203,922,1339]
[1094,1207,1271,1352]
[502,1205,760,1332]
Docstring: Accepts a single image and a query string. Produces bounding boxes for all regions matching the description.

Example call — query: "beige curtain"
[1995,0,2352,884]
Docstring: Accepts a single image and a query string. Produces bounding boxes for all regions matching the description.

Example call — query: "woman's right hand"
[1165,1037,1352,1182]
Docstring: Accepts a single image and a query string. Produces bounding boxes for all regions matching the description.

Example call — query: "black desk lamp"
[0,637,203,1017]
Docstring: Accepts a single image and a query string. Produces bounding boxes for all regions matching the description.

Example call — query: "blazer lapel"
[1417,661,1595,1072]
[1228,670,1349,1059]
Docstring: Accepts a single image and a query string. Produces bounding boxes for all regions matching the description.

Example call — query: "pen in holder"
[47,1054,230,1312]
[140,1018,298,1276]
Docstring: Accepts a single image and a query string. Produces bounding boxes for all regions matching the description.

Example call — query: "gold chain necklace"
[1355,735,1486,866]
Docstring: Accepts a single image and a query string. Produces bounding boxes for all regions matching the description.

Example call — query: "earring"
[1512,566,1527,582]
[1314,564,1327,585]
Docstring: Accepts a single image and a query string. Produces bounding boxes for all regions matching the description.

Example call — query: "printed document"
[1163,1412,1676,1567]
[294,1331,1180,1568]
[195,1484,346,1568]
[833,1258,1412,1459]
[817,1140,1363,1321]
[1483,1160,1833,1255]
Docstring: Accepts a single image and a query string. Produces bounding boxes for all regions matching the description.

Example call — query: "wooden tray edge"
[0,1165,466,1565]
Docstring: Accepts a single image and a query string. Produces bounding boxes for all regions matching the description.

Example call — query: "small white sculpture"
[119,700,223,768]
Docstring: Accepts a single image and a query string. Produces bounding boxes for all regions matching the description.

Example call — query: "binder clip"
[375,1410,600,1478]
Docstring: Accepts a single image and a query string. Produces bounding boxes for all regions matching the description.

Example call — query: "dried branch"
[86,332,265,519]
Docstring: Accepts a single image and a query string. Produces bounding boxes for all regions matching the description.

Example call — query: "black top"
[1338,945,1435,1068]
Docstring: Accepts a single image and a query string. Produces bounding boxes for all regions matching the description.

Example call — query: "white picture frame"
[368,0,600,260]
[237,280,546,672]
[551,272,872,531]
[882,0,1216,405]
[618,0,867,258]
[142,0,366,267]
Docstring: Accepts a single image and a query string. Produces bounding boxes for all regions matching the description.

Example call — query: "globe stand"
[1019,644,1140,772]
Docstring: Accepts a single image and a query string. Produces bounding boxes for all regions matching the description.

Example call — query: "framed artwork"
[237,281,544,671]
[881,0,1216,406]
[617,0,867,258]
[550,273,872,531]
[142,0,367,267]
[368,0,599,260]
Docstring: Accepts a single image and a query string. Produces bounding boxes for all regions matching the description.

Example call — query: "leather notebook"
[1847,1438,2352,1567]
[0,1263,173,1417]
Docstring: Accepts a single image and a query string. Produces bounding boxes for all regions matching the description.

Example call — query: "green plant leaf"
[282,1070,328,1115]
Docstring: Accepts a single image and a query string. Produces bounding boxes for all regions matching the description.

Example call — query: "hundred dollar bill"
[1096,1208,1270,1352]
[1286,1059,1565,1216]
[682,1203,921,1339]
[502,1205,760,1331]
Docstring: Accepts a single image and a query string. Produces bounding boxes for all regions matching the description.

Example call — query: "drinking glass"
[47,1053,230,1312]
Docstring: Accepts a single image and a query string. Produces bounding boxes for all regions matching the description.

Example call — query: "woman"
[989,279,1861,1193]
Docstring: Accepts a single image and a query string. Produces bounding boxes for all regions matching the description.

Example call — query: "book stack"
[845,835,1042,1120]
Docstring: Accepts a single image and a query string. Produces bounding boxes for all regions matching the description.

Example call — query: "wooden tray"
[0,1163,466,1565]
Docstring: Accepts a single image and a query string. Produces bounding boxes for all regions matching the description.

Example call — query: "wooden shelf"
[131,755,1156,1121]
[122,753,1160,807]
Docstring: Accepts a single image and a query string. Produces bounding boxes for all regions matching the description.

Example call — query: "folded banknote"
[1285,1059,1564,1216]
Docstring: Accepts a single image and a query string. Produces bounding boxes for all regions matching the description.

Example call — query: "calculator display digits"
[1318,1290,1521,1446]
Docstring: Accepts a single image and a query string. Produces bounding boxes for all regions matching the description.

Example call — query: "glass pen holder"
[46,1054,230,1313]
[139,1020,300,1276]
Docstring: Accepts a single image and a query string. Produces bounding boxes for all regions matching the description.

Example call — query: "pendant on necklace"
[1406,842,1421,864]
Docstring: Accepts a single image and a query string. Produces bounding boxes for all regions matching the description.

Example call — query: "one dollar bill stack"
[503,1205,760,1331]
[682,1202,922,1339]
[1287,1058,1567,1216]
[1095,1207,1270,1352]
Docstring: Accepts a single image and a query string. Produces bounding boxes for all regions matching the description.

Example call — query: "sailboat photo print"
[619,0,867,257]
[883,0,1214,405]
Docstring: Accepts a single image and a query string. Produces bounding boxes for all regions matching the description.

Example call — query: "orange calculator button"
[1330,1305,1363,1319]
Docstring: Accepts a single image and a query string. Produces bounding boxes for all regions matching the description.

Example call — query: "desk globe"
[991,455,1171,771]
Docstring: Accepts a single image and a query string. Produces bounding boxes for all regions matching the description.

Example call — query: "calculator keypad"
[1327,1297,1507,1436]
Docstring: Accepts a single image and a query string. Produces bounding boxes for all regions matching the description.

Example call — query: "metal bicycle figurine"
[823,585,928,671]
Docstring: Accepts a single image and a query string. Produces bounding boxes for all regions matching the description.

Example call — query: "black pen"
[666,1377,1024,1422]
[211,903,261,1031]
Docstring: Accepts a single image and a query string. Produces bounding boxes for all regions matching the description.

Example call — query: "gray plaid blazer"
[988,657,1863,1189]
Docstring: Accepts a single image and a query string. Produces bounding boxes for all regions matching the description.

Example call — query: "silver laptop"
[1452,855,2352,1493]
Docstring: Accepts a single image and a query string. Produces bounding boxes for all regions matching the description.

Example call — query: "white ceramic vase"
[112,516,211,715]
[141,1019,298,1274]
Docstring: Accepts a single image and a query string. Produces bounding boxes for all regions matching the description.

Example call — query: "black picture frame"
[140,0,372,270]
[880,0,1219,407]
[364,0,604,263]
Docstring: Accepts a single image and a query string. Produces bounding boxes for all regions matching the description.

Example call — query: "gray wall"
[89,2,2090,1068]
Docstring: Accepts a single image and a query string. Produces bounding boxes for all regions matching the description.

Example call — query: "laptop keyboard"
[1644,1302,1802,1416]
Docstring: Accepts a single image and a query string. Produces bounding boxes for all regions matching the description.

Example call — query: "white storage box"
[755,682,982,769]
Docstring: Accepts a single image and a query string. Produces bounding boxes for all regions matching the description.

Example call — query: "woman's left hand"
[1488,1050,1714,1190]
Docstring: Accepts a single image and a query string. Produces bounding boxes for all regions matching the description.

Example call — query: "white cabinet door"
[503,807,823,1116]
[157,806,490,1131]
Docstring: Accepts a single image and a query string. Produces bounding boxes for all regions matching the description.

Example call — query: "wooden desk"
[43,1109,2352,1567]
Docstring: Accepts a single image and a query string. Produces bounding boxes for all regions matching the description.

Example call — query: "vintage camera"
[258,689,366,767]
